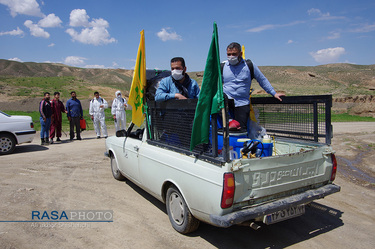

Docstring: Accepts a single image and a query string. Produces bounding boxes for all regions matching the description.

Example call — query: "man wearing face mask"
[155,57,200,102]
[223,42,285,131]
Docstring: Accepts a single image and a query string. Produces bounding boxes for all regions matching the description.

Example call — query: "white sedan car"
[0,111,36,155]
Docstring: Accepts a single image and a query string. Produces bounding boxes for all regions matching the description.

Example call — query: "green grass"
[331,113,375,122]
[4,109,133,132]
[0,76,119,99]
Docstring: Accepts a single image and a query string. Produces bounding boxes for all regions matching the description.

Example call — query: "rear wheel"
[0,133,16,155]
[166,186,200,234]
[110,155,125,181]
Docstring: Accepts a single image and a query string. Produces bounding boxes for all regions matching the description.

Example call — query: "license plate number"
[263,205,305,225]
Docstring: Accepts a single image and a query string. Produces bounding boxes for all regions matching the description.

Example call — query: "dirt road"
[0,123,374,248]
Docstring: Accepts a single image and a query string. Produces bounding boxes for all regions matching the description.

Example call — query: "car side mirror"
[116,129,126,137]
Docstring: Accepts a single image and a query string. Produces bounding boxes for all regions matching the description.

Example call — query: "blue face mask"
[227,56,239,65]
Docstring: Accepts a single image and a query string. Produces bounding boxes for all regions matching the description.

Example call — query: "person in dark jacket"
[66,91,83,141]
[50,92,67,143]
[39,92,52,145]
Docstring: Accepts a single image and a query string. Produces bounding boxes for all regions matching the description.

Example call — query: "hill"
[0,59,374,116]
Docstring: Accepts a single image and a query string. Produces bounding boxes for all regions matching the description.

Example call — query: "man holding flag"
[128,30,146,127]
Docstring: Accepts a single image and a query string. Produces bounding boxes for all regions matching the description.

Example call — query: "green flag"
[190,22,224,151]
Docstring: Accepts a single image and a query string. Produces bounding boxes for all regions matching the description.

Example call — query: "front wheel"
[166,186,200,234]
[110,155,125,181]
[0,133,16,155]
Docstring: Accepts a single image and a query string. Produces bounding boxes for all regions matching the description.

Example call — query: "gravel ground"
[0,123,374,249]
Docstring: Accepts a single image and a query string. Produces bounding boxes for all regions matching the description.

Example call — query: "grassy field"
[331,113,375,122]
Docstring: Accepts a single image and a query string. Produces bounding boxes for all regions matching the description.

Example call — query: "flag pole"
[144,101,152,139]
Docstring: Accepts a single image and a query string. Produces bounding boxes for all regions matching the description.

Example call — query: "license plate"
[263,205,305,225]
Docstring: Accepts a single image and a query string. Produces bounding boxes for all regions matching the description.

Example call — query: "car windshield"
[0,111,11,117]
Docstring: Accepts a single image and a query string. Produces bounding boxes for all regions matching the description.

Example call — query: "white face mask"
[227,55,239,65]
[172,69,184,81]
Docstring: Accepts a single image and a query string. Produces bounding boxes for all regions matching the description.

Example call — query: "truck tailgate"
[232,145,334,207]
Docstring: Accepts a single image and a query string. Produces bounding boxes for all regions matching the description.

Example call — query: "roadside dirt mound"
[333,95,375,117]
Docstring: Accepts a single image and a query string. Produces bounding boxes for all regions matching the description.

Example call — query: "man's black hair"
[94,91,99,95]
[70,91,76,95]
[171,57,185,68]
[54,91,60,96]
[44,92,50,96]
[227,42,242,52]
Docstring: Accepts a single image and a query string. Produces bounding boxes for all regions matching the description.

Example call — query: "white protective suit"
[89,96,108,137]
[111,91,128,131]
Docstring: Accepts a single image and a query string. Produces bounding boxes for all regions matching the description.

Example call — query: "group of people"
[38,90,128,145]
[155,42,285,131]
[39,41,283,144]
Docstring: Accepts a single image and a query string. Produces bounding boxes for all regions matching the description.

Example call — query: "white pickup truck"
[105,92,340,234]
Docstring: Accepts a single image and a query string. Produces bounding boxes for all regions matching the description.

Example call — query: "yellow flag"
[242,45,245,59]
[128,30,146,127]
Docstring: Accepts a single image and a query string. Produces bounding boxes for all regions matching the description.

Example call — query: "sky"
[0,0,374,72]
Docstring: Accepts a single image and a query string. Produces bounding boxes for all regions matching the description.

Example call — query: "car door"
[122,136,142,183]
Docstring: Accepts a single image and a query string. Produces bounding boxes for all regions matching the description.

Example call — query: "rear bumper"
[209,183,341,228]
[15,130,36,144]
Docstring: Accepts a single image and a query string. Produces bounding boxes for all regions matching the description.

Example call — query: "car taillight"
[30,122,34,128]
[221,173,235,209]
[330,154,337,181]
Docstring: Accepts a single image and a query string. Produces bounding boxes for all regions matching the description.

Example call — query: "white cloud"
[8,57,23,62]
[310,47,346,64]
[48,43,55,47]
[84,65,106,69]
[157,28,182,41]
[326,31,341,40]
[64,56,87,66]
[349,23,375,33]
[0,27,24,36]
[0,0,43,17]
[246,21,304,32]
[38,13,62,28]
[69,9,90,27]
[287,40,294,44]
[307,8,345,21]
[24,20,50,38]
[66,9,116,46]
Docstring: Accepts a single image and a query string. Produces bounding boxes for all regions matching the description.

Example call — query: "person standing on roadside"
[66,91,83,141]
[89,91,108,139]
[39,92,52,145]
[111,90,128,131]
[50,92,67,143]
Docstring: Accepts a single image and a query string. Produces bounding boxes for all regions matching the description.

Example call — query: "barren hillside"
[1,60,374,116]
